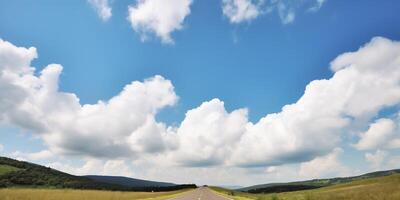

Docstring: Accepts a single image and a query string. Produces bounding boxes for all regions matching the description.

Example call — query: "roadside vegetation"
[212,173,400,200]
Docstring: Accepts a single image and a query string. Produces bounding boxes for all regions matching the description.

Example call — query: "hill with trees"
[0,157,196,192]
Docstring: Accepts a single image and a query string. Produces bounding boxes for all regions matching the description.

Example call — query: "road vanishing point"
[167,187,232,200]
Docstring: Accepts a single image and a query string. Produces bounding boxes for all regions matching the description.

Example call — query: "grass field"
[0,165,21,176]
[0,188,192,200]
[212,173,400,200]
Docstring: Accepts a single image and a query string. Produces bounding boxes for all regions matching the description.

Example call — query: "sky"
[0,0,400,186]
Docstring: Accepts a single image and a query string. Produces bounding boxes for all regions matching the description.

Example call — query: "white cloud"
[0,144,3,152]
[2,36,400,181]
[0,39,178,159]
[222,0,263,24]
[364,150,400,171]
[127,0,193,44]
[88,0,112,21]
[228,37,400,167]
[355,118,396,150]
[49,159,133,177]
[172,99,248,166]
[221,0,327,25]
[11,150,54,161]
[276,2,295,24]
[308,0,326,12]
[365,150,387,170]
[166,36,400,168]
[387,156,400,169]
[299,148,349,179]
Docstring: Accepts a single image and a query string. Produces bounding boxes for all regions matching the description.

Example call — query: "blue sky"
[1,0,400,186]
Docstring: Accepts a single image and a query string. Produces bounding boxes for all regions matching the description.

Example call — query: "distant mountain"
[86,175,175,188]
[0,156,196,191]
[218,185,244,190]
[239,168,400,194]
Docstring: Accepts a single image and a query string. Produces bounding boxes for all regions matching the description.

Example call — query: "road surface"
[167,187,232,200]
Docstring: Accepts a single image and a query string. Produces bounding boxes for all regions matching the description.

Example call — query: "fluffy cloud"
[299,148,349,178]
[0,39,178,159]
[127,0,192,44]
[365,150,400,171]
[88,0,112,21]
[165,37,400,168]
[222,0,263,24]
[355,118,397,150]
[172,99,248,166]
[228,38,400,167]
[365,150,387,170]
[49,159,133,177]
[1,36,400,173]
[11,150,54,161]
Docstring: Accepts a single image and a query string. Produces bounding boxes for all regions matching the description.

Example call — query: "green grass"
[0,165,21,175]
[212,173,400,200]
[240,169,400,193]
[0,188,193,200]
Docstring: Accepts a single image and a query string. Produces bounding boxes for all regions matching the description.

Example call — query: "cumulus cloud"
[299,148,349,178]
[172,99,248,166]
[11,150,54,161]
[365,150,387,170]
[0,39,178,159]
[1,36,400,173]
[387,156,400,169]
[88,0,112,21]
[228,37,400,167]
[364,150,400,171]
[222,0,263,24]
[49,159,133,177]
[355,118,397,150]
[127,0,192,44]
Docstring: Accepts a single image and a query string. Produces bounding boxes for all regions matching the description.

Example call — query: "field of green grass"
[0,188,192,200]
[212,173,400,200]
[0,165,21,176]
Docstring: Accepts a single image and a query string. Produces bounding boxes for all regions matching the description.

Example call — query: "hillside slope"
[213,173,400,200]
[0,157,195,191]
[239,168,400,193]
[86,175,175,188]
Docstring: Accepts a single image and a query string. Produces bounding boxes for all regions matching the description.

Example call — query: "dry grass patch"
[0,188,192,200]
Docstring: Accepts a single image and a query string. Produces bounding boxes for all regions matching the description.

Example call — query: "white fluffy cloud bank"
[0,39,178,158]
[1,36,400,171]
[88,0,112,21]
[127,0,193,44]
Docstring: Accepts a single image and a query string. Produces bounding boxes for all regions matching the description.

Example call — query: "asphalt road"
[167,187,232,200]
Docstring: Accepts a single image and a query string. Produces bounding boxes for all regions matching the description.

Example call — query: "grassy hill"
[0,156,195,192]
[86,175,175,188]
[238,168,400,194]
[213,172,400,200]
[0,164,21,175]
